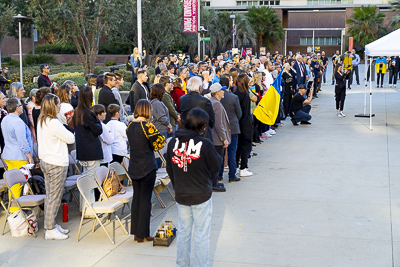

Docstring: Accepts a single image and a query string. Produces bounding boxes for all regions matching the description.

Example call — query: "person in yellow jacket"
[376,56,387,88]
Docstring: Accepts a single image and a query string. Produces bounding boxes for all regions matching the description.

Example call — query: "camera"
[110,66,119,73]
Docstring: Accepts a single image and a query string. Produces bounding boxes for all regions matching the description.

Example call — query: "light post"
[230,14,236,50]
[137,0,142,53]
[13,14,27,84]
[199,26,208,61]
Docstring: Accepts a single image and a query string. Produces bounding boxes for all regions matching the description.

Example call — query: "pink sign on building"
[182,0,197,33]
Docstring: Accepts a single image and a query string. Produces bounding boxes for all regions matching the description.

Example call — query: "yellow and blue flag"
[253,70,282,125]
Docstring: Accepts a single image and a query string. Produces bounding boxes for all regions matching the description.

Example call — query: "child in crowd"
[92,104,113,167]
[106,104,128,163]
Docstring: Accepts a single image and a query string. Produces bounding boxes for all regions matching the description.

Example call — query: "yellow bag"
[8,183,23,213]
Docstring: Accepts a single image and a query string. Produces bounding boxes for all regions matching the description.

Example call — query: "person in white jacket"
[92,104,113,166]
[106,104,128,163]
[37,94,75,240]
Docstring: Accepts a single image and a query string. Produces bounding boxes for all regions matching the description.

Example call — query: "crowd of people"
[0,47,379,266]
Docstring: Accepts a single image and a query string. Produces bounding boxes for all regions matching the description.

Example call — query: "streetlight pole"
[197,0,201,59]
[13,14,27,84]
[137,0,142,53]
[230,14,236,50]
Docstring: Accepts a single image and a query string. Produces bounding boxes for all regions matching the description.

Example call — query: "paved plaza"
[1,64,400,266]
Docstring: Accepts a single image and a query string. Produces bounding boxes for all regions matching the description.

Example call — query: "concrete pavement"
[1,63,400,267]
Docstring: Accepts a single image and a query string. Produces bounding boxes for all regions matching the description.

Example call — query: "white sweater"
[99,122,113,164]
[37,118,75,166]
[106,119,128,156]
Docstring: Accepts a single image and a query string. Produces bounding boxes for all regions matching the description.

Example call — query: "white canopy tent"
[362,29,400,129]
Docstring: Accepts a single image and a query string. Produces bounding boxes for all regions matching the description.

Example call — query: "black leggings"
[377,73,385,86]
[236,130,252,170]
[335,86,346,111]
[389,70,398,85]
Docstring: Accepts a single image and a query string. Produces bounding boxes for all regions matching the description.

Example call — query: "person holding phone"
[334,63,350,117]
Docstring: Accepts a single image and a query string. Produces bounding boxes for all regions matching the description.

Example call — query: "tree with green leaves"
[0,3,16,67]
[389,0,400,29]
[346,5,387,46]
[114,0,182,65]
[30,0,124,74]
[246,6,284,55]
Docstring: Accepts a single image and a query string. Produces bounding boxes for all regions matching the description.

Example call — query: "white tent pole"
[369,57,373,130]
[363,52,367,114]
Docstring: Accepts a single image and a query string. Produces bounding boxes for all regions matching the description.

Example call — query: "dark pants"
[112,154,124,164]
[389,70,398,85]
[352,65,360,84]
[213,146,224,185]
[283,93,292,117]
[335,86,346,111]
[292,105,312,123]
[377,73,385,86]
[130,169,156,238]
[236,128,252,170]
[313,79,319,96]
[219,134,238,179]
[252,115,261,142]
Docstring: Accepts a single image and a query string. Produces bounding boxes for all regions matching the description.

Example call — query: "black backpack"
[28,175,46,210]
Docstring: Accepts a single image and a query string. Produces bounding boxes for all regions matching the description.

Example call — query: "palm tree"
[246,6,284,55]
[346,5,387,46]
[389,0,400,29]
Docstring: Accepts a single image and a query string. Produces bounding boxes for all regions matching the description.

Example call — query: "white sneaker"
[389,84,392,88]
[395,85,397,88]
[263,132,273,138]
[239,168,253,177]
[337,112,343,117]
[267,129,276,135]
[56,224,70,234]
[45,228,69,240]
[224,166,229,172]
[340,111,346,117]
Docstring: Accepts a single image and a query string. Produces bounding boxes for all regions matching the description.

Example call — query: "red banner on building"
[183,0,197,33]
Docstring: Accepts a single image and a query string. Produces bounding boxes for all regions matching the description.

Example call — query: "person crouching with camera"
[290,84,313,126]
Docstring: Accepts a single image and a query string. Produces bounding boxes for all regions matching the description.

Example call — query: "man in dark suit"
[98,72,119,123]
[219,77,242,183]
[180,76,215,141]
[294,54,306,86]
[129,69,149,113]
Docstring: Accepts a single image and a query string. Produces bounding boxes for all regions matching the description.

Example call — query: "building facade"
[204,0,396,56]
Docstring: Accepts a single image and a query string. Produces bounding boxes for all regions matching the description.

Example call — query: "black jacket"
[98,85,119,123]
[166,129,221,205]
[74,110,103,161]
[127,120,165,180]
[129,81,148,113]
[0,73,10,95]
[38,74,51,88]
[335,71,346,90]
[180,91,215,140]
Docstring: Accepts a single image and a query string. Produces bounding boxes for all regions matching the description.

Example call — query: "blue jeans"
[219,134,238,179]
[176,197,213,267]
[322,67,327,83]
[292,105,312,123]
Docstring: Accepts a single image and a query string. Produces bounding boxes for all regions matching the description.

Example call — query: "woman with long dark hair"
[334,63,350,117]
[72,87,103,214]
[37,94,74,240]
[234,74,253,177]
[127,99,165,242]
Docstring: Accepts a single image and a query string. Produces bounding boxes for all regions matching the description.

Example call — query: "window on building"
[202,1,211,6]
[308,0,352,4]
[300,37,341,45]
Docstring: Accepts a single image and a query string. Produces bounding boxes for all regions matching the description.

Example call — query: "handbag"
[103,168,127,198]
[8,210,38,237]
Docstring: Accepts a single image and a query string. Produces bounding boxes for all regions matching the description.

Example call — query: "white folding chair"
[76,174,128,244]
[94,166,133,215]
[1,169,45,238]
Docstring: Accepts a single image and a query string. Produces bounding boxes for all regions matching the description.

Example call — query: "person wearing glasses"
[38,64,57,93]
[1,97,34,170]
